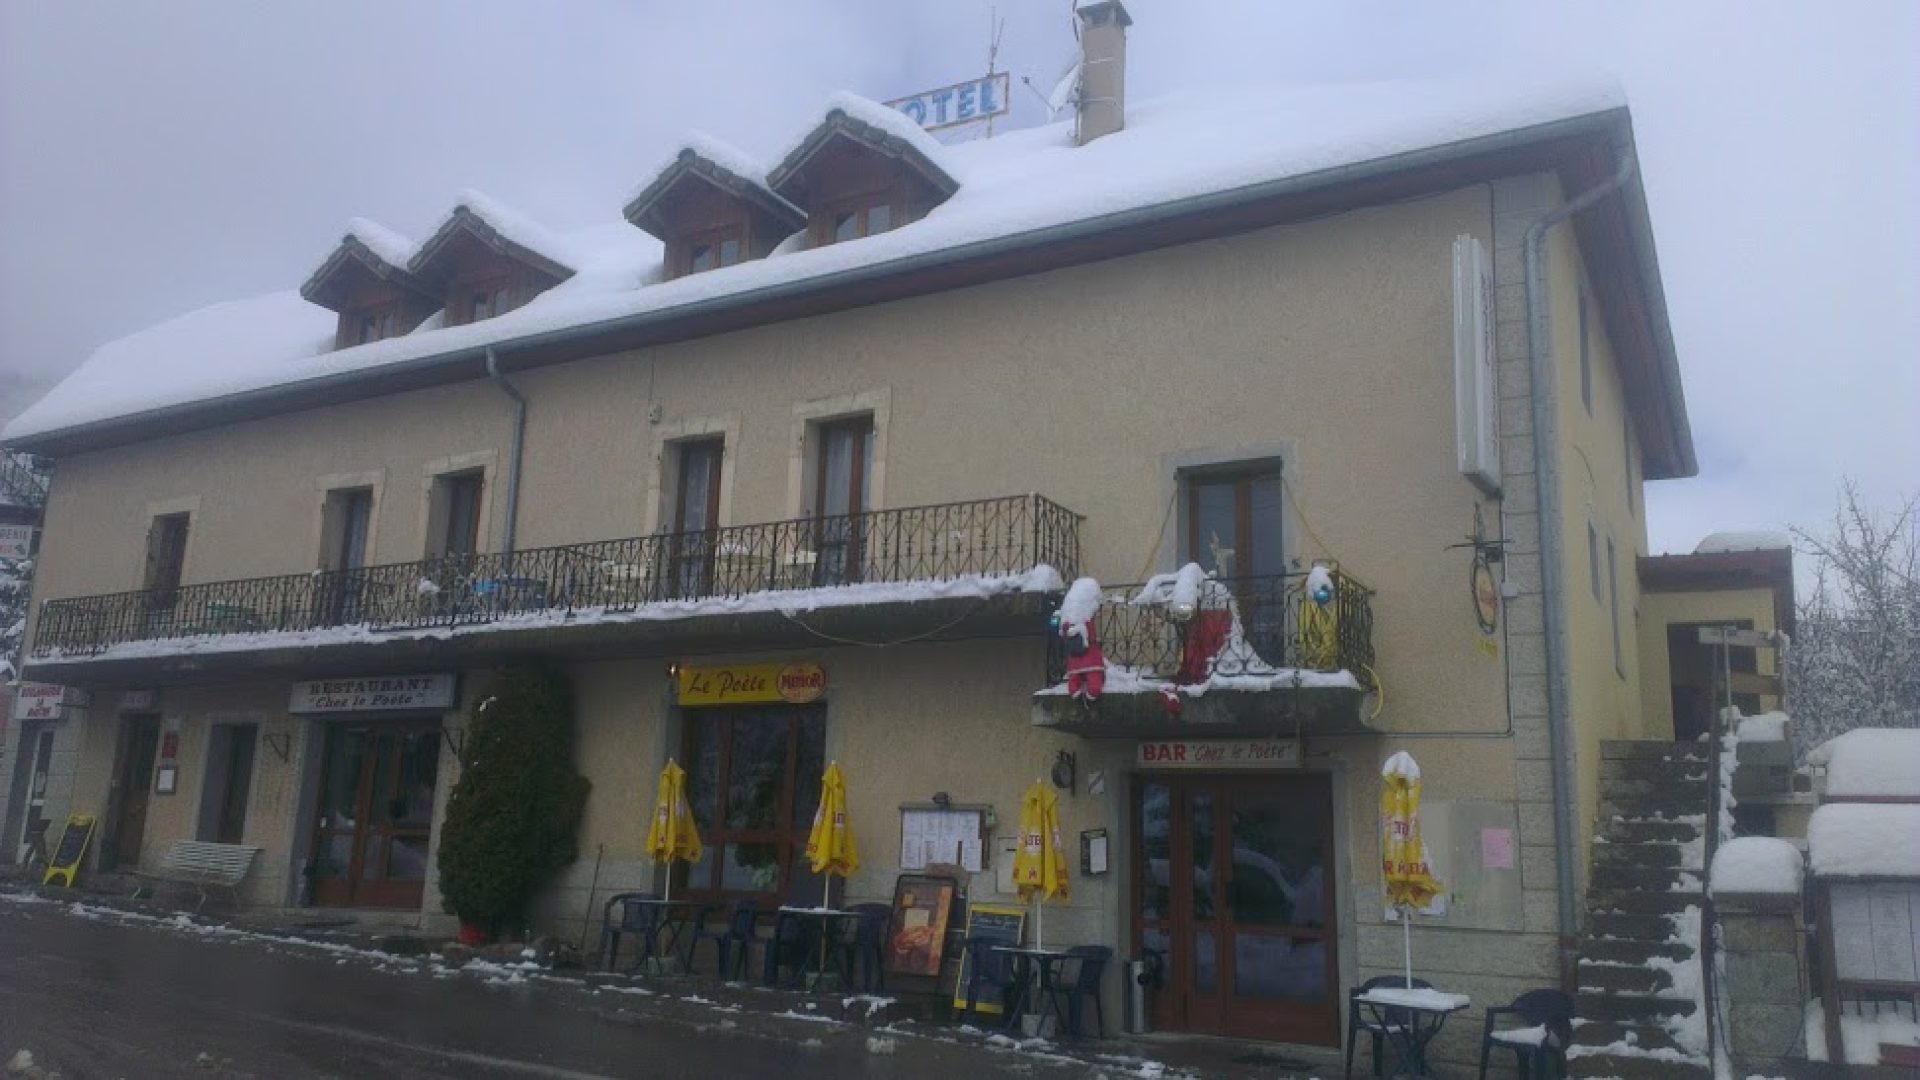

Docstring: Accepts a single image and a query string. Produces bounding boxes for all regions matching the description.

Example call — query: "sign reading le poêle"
[677,663,826,707]
[1136,738,1302,769]
[289,674,457,714]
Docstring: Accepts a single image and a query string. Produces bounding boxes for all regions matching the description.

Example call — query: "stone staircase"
[1567,740,1712,1078]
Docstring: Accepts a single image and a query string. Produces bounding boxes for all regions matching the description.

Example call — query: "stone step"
[1569,1019,1694,1055]
[1586,890,1702,917]
[1590,865,1705,893]
[1601,739,1710,763]
[1600,797,1711,821]
[1592,843,1689,870]
[1576,991,1696,1025]
[1598,819,1704,845]
[1577,961,1676,996]
[1587,912,1682,943]
[1600,782,1710,810]
[1567,1051,1709,1078]
[1578,936,1694,965]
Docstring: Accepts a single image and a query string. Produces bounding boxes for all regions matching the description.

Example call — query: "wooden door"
[112,716,161,868]
[311,724,439,908]
[1134,772,1339,1045]
[667,438,723,598]
[813,417,870,585]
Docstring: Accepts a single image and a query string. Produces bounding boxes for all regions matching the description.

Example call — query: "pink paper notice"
[1481,827,1516,870]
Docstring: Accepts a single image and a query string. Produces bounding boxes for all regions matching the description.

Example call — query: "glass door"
[311,724,440,908]
[668,438,723,598]
[1133,772,1338,1044]
[813,417,871,585]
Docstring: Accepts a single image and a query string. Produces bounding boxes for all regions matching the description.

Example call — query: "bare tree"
[1788,481,1920,755]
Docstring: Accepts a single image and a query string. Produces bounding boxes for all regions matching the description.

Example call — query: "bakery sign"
[1136,738,1301,769]
[677,662,826,707]
[289,673,458,714]
[12,682,88,722]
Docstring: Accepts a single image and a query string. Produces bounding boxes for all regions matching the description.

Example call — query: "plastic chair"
[838,902,892,993]
[961,936,1023,1026]
[687,901,762,980]
[1345,975,1433,1078]
[599,892,666,972]
[760,909,813,989]
[1478,988,1574,1080]
[1048,944,1113,1037]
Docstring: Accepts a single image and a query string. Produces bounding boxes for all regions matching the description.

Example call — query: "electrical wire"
[777,597,991,648]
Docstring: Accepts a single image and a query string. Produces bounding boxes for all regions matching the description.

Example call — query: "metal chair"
[961,937,1023,1026]
[1346,975,1433,1078]
[1478,988,1574,1080]
[1048,944,1113,1037]
[687,901,763,981]
[837,902,892,993]
[599,892,667,972]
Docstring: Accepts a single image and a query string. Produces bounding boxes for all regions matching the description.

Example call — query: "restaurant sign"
[1136,738,1301,769]
[677,662,826,708]
[289,674,458,715]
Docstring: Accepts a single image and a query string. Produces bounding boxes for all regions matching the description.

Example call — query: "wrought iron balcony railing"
[1045,568,1375,686]
[33,493,1081,658]
[0,451,49,511]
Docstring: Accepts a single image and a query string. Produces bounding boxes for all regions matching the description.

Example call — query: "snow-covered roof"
[1694,530,1793,554]
[623,133,803,236]
[344,217,420,270]
[410,189,579,281]
[5,78,1637,449]
[1808,728,1920,799]
[1709,836,1802,896]
[1808,802,1920,878]
[768,91,956,195]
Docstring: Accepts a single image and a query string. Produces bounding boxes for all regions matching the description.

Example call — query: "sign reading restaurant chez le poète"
[288,674,458,714]
[677,663,826,708]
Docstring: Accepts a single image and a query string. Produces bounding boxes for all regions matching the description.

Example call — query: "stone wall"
[1717,890,1808,1074]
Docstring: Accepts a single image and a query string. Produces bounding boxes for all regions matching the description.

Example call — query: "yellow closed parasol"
[1381,750,1442,987]
[1012,779,1070,948]
[645,758,703,902]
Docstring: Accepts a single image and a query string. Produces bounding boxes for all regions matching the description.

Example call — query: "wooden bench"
[140,840,260,910]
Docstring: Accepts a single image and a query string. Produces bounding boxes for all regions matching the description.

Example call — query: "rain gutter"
[1522,151,1638,982]
[3,109,1638,459]
[484,347,527,559]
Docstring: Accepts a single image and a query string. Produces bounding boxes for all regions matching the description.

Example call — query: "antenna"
[984,7,1007,137]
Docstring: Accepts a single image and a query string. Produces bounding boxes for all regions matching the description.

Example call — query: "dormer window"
[466,280,517,323]
[768,95,958,252]
[409,193,574,327]
[300,220,438,351]
[625,138,803,281]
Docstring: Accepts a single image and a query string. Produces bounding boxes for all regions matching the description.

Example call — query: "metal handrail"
[32,493,1082,656]
[0,452,49,509]
[1044,568,1376,684]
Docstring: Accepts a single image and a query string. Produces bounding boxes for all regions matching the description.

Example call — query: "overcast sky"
[2,1,1914,554]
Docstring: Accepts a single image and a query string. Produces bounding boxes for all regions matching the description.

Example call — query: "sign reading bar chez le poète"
[677,663,826,707]
[288,674,458,715]
[1136,738,1301,769]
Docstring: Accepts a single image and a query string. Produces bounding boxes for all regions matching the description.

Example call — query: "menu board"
[950,903,1026,1015]
[43,814,97,889]
[886,874,957,977]
[900,807,984,872]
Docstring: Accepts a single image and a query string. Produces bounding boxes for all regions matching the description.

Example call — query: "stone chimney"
[1074,0,1132,146]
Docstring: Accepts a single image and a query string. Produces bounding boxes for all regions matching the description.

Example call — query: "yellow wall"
[1636,586,1782,739]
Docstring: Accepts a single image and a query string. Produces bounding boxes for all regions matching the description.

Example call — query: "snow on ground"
[6,77,1624,442]
[39,565,1064,665]
[1808,727,1920,798]
[1709,836,1803,896]
[1807,802,1920,878]
[1804,998,1920,1065]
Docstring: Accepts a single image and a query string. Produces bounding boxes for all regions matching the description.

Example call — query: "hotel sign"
[289,674,458,715]
[677,663,826,708]
[886,73,1010,132]
[1136,739,1301,769]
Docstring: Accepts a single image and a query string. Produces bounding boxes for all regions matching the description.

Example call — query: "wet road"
[0,896,1118,1079]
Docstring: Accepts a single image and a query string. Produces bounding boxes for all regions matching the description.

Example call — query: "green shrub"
[436,664,590,937]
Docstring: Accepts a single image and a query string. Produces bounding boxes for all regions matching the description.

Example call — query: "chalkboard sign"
[950,902,1027,1015]
[42,813,97,889]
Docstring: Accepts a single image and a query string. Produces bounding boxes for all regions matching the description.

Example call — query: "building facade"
[5,6,1743,1063]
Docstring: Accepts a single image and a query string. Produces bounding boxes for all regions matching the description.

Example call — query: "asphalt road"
[0,894,1140,1079]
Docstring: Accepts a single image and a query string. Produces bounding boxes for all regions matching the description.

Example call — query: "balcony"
[29,494,1081,682]
[1032,567,1379,737]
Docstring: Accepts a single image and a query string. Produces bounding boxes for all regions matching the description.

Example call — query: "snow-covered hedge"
[1708,836,1802,896]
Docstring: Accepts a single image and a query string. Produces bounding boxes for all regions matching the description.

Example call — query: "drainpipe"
[1523,152,1637,984]
[484,347,527,560]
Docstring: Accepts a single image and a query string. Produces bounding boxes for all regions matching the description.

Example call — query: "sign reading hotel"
[886,72,1010,132]
[677,663,826,708]
[1136,739,1301,769]
[289,674,458,715]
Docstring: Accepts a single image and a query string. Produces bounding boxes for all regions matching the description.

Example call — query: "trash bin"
[1125,951,1165,1034]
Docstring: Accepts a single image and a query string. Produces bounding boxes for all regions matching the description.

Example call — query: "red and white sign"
[12,682,72,722]
[1135,738,1301,769]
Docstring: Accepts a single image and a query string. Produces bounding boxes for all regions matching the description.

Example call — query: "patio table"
[620,897,704,972]
[992,945,1073,1032]
[774,906,860,989]
[1355,985,1470,1078]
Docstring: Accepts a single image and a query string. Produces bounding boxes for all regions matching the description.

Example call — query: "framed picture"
[885,873,957,978]
[154,764,178,795]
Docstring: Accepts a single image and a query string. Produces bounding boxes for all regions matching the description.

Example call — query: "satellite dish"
[1046,61,1082,117]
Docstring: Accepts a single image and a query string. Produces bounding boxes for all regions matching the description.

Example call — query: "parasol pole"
[1401,904,1413,988]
